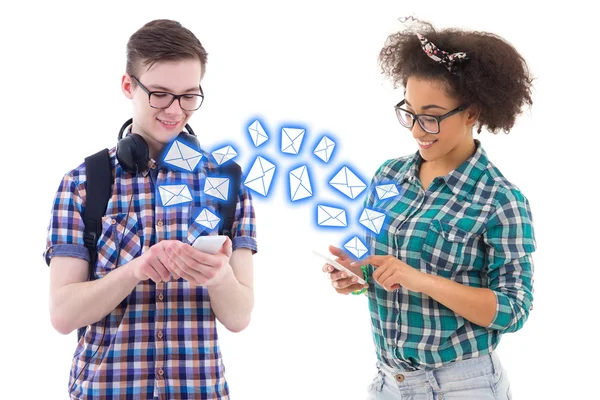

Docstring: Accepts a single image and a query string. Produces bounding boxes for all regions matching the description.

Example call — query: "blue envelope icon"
[375,184,400,200]
[281,128,305,154]
[289,165,313,201]
[329,166,367,199]
[313,136,335,163]
[195,208,221,230]
[317,205,347,227]
[163,140,202,172]
[211,145,238,165]
[244,156,276,196]
[248,120,268,147]
[204,177,230,201]
[359,208,386,234]
[344,236,368,259]
[158,184,193,207]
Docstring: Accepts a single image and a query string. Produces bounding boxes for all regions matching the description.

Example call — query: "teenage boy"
[44,19,257,399]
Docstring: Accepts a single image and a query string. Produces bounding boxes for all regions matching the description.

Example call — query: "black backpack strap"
[83,148,112,280]
[78,149,111,341]
[217,161,242,240]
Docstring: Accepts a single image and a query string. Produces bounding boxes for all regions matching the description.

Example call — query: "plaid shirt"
[44,146,257,399]
[363,140,535,371]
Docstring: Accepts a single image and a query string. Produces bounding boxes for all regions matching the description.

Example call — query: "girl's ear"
[466,105,480,127]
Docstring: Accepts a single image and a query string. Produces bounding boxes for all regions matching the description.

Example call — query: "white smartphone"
[191,235,227,255]
[313,250,366,285]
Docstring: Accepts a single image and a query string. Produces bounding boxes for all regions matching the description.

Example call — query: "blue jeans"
[367,352,512,399]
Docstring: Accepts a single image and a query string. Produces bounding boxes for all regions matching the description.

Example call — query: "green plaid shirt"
[363,140,535,370]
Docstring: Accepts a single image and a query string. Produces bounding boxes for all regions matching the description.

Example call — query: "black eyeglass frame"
[394,100,468,134]
[130,75,204,111]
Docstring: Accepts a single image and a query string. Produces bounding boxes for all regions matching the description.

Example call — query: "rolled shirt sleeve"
[484,187,536,333]
[43,171,89,266]
[231,183,258,254]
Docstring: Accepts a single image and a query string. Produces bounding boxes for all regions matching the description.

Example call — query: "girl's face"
[402,76,477,165]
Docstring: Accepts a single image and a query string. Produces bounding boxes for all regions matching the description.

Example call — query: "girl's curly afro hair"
[379,19,534,134]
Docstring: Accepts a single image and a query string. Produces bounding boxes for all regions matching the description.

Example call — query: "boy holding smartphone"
[44,19,257,399]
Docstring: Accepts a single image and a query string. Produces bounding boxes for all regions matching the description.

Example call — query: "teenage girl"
[323,20,535,399]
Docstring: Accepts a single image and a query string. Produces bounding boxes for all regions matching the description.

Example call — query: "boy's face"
[121,58,203,156]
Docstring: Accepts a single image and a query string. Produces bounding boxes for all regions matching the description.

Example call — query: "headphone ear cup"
[117,133,149,174]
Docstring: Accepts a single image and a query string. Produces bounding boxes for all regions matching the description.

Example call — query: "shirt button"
[393,308,399,314]
[157,331,163,339]
[48,248,53,254]
[395,374,405,383]
[151,164,157,170]
[158,293,164,301]
[111,219,117,225]
[438,395,444,400]
[157,220,164,227]
[157,368,164,376]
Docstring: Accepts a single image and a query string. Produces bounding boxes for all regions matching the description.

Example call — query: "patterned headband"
[416,33,468,75]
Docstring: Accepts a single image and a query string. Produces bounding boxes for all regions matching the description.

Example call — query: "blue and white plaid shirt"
[44,145,257,399]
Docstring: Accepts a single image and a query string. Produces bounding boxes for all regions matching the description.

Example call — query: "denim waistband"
[376,352,502,391]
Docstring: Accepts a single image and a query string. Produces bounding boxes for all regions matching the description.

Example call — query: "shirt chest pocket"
[95,212,142,277]
[421,219,471,271]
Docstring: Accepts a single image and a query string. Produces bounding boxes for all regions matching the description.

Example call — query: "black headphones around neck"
[116,118,200,174]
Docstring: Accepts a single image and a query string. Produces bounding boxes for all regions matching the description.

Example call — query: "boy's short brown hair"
[126,19,208,79]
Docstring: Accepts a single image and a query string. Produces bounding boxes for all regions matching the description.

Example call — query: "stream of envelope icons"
[156,119,401,260]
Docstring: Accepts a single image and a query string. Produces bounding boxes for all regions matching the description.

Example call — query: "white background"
[1,1,598,399]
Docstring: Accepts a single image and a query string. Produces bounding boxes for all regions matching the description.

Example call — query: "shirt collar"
[403,139,489,200]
